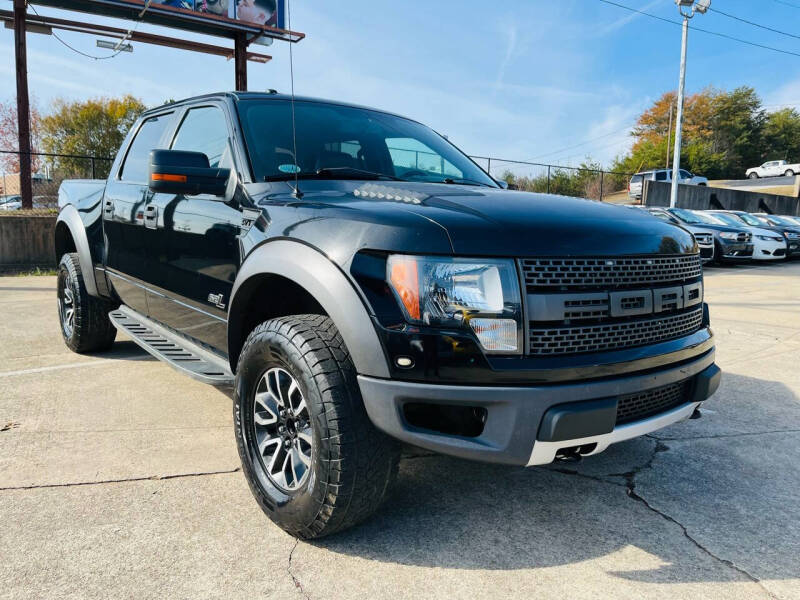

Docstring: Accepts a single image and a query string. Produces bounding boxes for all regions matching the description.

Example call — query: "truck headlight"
[719,232,740,240]
[386,255,522,353]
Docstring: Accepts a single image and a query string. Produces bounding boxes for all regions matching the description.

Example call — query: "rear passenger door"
[144,103,242,351]
[103,111,175,316]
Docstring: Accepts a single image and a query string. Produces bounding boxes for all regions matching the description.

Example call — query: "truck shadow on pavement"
[315,372,800,585]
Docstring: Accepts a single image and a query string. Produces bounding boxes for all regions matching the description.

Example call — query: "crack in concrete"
[287,538,311,599]
[0,468,241,491]
[548,441,777,598]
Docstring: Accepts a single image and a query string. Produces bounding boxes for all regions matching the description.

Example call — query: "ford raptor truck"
[54,92,721,538]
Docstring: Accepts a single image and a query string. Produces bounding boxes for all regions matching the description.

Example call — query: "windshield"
[737,213,766,226]
[237,99,497,187]
[713,213,746,227]
[781,215,800,226]
[670,208,712,225]
[765,215,798,227]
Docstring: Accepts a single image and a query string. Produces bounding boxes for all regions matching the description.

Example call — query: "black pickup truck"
[55,92,721,538]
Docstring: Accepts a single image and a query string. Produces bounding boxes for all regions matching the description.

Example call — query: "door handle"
[144,204,158,230]
[103,200,113,218]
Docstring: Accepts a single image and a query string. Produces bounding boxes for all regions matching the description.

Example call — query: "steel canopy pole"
[670,16,688,209]
[235,33,248,91]
[13,0,32,210]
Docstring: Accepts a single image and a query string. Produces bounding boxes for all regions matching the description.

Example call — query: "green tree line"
[612,86,800,181]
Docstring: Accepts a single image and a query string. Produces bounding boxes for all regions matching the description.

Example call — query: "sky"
[2,0,800,175]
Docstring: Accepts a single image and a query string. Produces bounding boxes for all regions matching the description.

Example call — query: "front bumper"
[358,349,719,466]
[752,239,788,260]
[718,240,753,261]
[699,244,714,262]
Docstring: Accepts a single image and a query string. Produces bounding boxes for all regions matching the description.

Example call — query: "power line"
[708,7,800,41]
[771,0,800,9]
[596,0,800,59]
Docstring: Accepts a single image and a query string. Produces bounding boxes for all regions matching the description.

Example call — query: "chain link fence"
[470,155,633,202]
[1,150,113,215]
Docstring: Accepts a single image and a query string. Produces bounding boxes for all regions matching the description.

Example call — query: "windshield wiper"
[315,167,401,181]
[439,177,494,188]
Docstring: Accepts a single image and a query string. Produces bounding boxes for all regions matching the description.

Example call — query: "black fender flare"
[55,204,99,297]
[228,240,390,378]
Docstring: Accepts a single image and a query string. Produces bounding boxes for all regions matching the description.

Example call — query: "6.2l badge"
[207,293,226,310]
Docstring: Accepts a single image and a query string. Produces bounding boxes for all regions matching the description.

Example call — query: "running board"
[109,306,233,386]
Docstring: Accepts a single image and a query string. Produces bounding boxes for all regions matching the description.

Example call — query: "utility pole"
[13,0,32,210]
[665,103,673,169]
[670,0,710,208]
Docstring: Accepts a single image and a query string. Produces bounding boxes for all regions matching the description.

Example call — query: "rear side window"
[171,106,231,168]
[120,114,172,182]
[655,171,667,181]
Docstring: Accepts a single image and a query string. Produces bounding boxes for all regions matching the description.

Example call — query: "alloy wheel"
[59,272,75,338]
[252,367,313,492]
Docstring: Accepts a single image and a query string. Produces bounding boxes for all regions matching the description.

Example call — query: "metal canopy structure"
[30,0,304,42]
[8,0,304,208]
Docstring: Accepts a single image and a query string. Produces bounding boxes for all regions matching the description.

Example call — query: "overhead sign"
[31,0,297,40]
[153,0,284,29]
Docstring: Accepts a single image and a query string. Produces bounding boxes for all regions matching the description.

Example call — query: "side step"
[109,306,233,386]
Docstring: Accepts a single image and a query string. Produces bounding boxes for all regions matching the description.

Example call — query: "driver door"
[143,103,242,350]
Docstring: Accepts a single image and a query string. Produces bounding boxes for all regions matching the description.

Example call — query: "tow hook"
[690,407,702,420]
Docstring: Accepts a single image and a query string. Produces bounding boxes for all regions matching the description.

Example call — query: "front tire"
[785,170,795,177]
[749,172,759,179]
[234,315,400,539]
[57,253,117,353]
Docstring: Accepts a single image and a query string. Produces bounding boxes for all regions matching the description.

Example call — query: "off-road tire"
[234,314,400,539]
[57,253,117,353]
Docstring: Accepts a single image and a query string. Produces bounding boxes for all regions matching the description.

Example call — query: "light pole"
[670,0,710,208]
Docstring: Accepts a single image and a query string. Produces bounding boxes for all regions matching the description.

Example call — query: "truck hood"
[254,180,697,258]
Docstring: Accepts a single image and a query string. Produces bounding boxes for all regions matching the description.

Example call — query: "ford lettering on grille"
[521,255,706,356]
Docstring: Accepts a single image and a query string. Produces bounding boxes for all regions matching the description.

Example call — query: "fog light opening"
[402,403,487,438]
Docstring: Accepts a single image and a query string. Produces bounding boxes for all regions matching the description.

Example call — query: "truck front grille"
[616,380,690,425]
[520,254,702,292]
[521,254,705,357]
[529,307,704,356]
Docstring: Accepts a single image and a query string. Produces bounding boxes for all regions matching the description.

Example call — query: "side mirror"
[496,179,509,190]
[149,149,230,197]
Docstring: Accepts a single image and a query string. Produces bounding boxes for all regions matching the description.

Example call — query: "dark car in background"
[646,208,715,263]
[665,208,753,264]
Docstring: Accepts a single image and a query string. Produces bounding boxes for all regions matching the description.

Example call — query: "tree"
[40,95,146,178]
[612,87,774,180]
[763,108,800,162]
[0,97,42,174]
[708,86,765,177]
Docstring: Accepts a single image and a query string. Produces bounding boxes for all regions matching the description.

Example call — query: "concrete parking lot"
[1,262,799,599]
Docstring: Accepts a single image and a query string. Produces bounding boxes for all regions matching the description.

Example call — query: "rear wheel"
[57,253,117,353]
[234,314,400,539]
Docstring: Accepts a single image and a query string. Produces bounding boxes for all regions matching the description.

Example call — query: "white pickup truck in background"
[746,160,800,179]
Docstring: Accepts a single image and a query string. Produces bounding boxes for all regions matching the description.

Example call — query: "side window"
[655,171,667,181]
[386,137,463,178]
[120,114,172,182]
[679,169,691,178]
[171,106,231,168]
